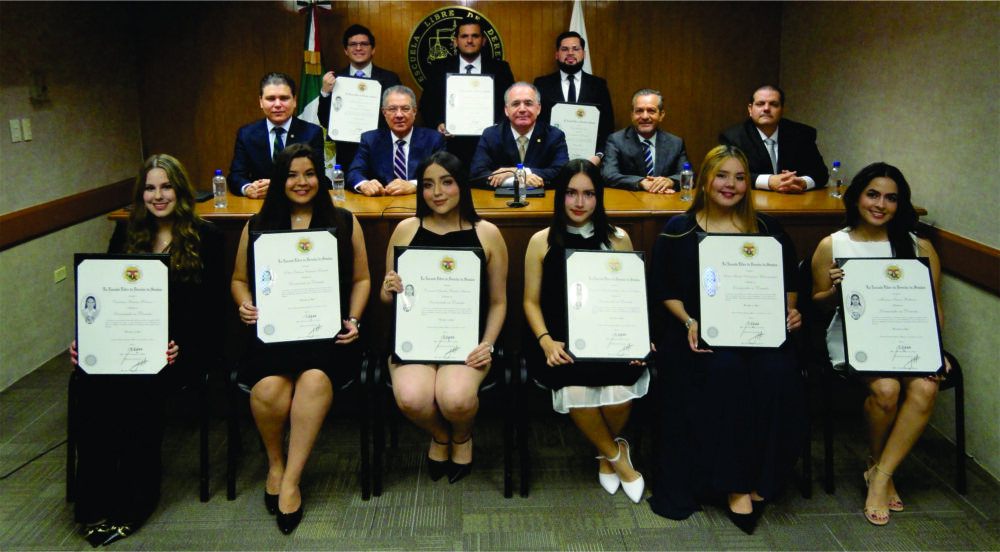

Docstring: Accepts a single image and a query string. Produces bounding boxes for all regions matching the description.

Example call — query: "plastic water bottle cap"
[334,164,341,170]
[683,163,691,170]
[215,169,223,175]
[517,164,524,169]
[833,161,841,167]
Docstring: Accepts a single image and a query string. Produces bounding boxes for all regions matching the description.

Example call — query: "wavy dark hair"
[688,145,760,233]
[125,154,204,282]
[548,159,616,249]
[414,151,481,224]
[252,143,344,231]
[842,162,918,259]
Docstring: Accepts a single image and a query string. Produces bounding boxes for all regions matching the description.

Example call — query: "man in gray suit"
[602,89,689,193]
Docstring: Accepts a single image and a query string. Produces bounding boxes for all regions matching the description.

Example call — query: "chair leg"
[503,377,514,498]
[954,379,967,494]
[800,370,813,499]
[227,384,239,501]
[822,371,835,495]
[372,387,384,497]
[359,390,371,501]
[517,387,530,498]
[66,372,77,503]
[199,374,210,503]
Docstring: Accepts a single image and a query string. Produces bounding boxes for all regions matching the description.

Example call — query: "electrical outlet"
[54,266,67,283]
[9,119,22,142]
[21,118,32,141]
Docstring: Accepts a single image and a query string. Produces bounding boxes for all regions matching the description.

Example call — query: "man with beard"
[533,31,614,166]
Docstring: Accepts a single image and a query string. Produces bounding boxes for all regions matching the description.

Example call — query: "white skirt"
[551,369,650,414]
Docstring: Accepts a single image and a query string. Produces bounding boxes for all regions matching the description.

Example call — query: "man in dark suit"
[419,17,516,166]
[602,89,689,193]
[348,85,446,196]
[533,31,614,166]
[719,85,828,193]
[227,73,326,198]
[317,24,402,172]
[470,82,569,189]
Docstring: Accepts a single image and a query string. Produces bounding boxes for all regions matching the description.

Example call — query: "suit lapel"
[654,130,668,175]
[523,124,547,166]
[376,129,394,180]
[252,120,272,167]
[745,120,771,169]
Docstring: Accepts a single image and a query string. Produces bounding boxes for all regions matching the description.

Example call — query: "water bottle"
[679,163,694,202]
[828,160,843,198]
[213,169,227,208]
[332,164,345,203]
[515,163,527,203]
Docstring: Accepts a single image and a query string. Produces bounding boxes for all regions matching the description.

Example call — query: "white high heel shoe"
[596,459,621,495]
[612,438,645,503]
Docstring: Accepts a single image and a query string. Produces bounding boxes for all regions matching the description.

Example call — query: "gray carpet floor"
[2,355,997,551]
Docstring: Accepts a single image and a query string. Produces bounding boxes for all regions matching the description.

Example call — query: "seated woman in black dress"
[72,154,224,546]
[231,144,370,534]
[648,145,805,533]
[522,159,648,503]
[811,162,949,526]
[380,151,508,484]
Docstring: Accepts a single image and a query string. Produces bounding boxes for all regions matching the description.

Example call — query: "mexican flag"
[296,1,336,171]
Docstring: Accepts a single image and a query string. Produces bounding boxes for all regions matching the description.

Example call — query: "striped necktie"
[517,135,528,162]
[642,139,654,176]
[393,139,407,181]
[273,127,285,161]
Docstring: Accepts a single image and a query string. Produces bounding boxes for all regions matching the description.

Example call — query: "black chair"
[371,346,515,498]
[67,367,211,503]
[226,351,372,502]
[795,260,967,495]
[513,351,658,498]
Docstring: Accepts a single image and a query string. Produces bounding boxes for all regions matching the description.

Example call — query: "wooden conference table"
[109,188,877,356]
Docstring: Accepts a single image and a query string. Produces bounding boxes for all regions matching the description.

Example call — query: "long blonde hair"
[688,145,760,233]
[125,154,205,282]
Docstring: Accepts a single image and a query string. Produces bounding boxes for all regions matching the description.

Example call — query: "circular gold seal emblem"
[407,6,505,89]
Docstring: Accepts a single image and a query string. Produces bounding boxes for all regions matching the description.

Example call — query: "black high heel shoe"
[726,508,758,535]
[448,435,473,484]
[82,522,113,548]
[101,523,136,546]
[264,491,279,515]
[427,437,452,482]
[277,505,303,535]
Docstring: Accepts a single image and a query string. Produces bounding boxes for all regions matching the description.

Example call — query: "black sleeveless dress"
[526,231,647,390]
[245,207,361,388]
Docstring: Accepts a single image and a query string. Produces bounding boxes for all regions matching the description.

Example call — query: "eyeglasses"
[558,46,583,53]
[348,41,371,49]
[384,106,413,114]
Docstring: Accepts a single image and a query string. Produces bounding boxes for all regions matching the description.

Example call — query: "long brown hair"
[125,154,205,282]
[688,145,759,233]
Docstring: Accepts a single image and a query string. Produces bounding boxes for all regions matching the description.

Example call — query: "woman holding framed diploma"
[810,162,948,526]
[380,151,508,484]
[522,159,649,503]
[231,144,370,534]
[72,154,224,546]
[647,146,804,533]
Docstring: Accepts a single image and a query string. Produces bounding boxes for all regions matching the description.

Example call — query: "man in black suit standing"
[602,89,689,193]
[227,73,327,198]
[719,85,828,193]
[419,17,515,166]
[533,31,614,166]
[317,24,402,172]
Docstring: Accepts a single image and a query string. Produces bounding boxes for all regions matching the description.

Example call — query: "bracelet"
[537,332,550,342]
[684,317,696,329]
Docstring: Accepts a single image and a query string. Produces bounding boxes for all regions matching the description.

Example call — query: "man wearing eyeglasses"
[318,24,402,172]
[470,82,569,189]
[348,86,446,196]
[533,31,614,166]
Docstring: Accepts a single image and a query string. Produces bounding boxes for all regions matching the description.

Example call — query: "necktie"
[567,74,577,103]
[465,64,474,74]
[517,135,528,162]
[355,70,364,78]
[765,137,778,173]
[642,139,654,176]
[393,139,407,181]
[273,127,285,161]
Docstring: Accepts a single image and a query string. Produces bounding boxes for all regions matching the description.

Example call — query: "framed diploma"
[564,250,651,362]
[550,103,600,160]
[326,76,382,143]
[75,254,170,375]
[697,234,787,348]
[838,257,943,376]
[393,246,484,364]
[250,229,341,344]
[445,74,494,136]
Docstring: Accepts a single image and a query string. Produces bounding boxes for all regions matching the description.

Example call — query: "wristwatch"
[684,317,696,329]
[348,317,360,329]
[481,341,494,354]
